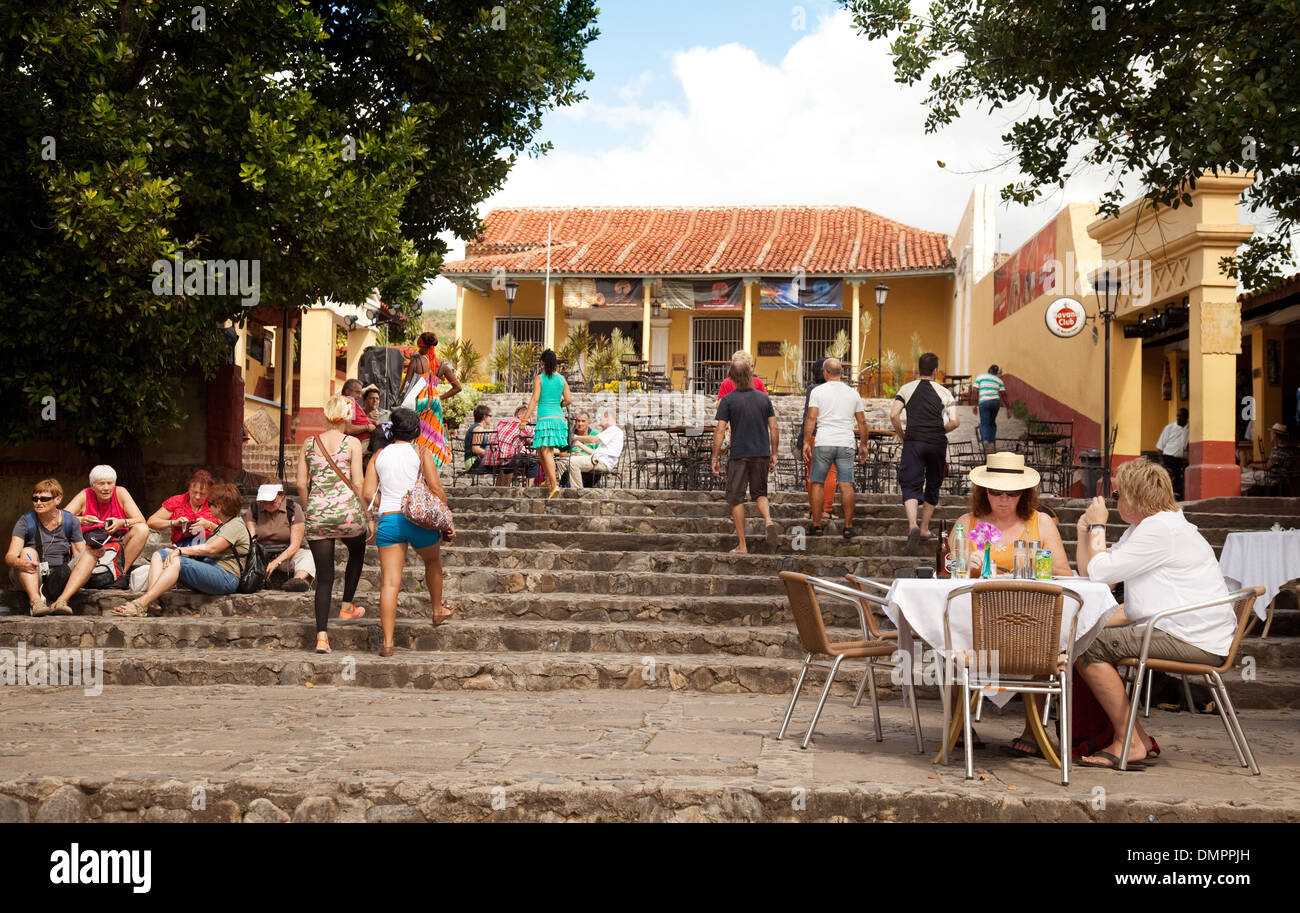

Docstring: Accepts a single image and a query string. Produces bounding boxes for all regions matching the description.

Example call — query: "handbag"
[401,448,454,533]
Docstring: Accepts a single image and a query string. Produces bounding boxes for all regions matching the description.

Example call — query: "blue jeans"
[160,548,239,595]
[978,401,1000,444]
[810,445,855,484]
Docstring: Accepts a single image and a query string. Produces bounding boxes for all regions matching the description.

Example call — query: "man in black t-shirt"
[713,359,780,554]
[890,352,959,554]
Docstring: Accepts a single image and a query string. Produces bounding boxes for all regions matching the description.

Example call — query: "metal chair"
[1113,587,1264,774]
[777,572,920,750]
[942,580,1084,785]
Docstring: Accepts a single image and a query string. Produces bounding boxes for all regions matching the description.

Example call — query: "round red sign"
[1045,298,1087,338]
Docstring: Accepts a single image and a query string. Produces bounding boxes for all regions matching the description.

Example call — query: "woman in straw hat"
[954,451,1074,578]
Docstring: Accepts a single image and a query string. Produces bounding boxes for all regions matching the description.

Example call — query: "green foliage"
[557,324,594,372]
[437,336,482,384]
[440,384,481,431]
[779,340,801,386]
[487,334,541,393]
[823,329,850,360]
[1011,399,1032,424]
[0,1,599,449]
[841,0,1299,290]
[585,329,635,387]
[882,349,905,392]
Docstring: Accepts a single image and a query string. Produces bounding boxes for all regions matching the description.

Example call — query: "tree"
[841,0,1299,289]
[0,1,597,484]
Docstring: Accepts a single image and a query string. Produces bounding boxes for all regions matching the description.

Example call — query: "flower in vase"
[969,522,1003,550]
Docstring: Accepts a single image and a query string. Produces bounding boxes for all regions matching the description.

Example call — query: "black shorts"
[899,440,945,505]
[725,456,770,506]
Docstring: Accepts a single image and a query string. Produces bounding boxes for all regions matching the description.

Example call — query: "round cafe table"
[884,576,1119,767]
[1218,528,1300,636]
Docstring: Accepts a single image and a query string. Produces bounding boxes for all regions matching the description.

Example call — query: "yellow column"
[545,281,560,351]
[1110,324,1144,463]
[299,308,335,407]
[743,280,755,353]
[346,327,378,380]
[642,282,652,362]
[850,282,862,385]
[1186,287,1241,498]
[454,283,465,340]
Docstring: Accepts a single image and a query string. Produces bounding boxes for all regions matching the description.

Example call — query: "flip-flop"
[999,737,1044,759]
[339,604,366,620]
[1145,736,1161,761]
[111,600,146,617]
[842,527,855,539]
[1077,750,1149,770]
[810,525,825,536]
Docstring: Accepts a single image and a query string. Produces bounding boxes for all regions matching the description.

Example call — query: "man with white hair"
[244,483,314,590]
[64,465,150,587]
[564,411,624,489]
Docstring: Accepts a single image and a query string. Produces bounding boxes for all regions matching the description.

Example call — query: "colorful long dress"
[304,436,366,539]
[414,352,451,466]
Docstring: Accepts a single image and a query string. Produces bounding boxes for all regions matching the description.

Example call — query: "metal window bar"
[802,316,851,387]
[692,317,742,394]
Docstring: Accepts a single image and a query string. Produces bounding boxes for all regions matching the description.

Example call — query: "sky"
[420,1,1119,309]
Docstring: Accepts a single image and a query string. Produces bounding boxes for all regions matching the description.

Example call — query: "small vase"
[980,544,993,579]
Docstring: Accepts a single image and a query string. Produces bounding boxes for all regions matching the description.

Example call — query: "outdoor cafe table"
[883,577,1119,765]
[1219,528,1300,637]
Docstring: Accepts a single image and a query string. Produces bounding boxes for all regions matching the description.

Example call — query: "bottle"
[1013,539,1029,578]
[936,519,950,578]
[951,522,967,578]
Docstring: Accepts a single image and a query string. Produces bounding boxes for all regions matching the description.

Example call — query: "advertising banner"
[759,277,843,310]
[994,221,1057,324]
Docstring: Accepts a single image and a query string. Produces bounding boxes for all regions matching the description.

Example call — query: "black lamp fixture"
[344,314,359,332]
[874,282,890,397]
[504,280,520,391]
[1093,269,1122,493]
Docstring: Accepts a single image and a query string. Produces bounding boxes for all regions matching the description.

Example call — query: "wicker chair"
[777,572,920,750]
[942,580,1084,784]
[1113,587,1264,774]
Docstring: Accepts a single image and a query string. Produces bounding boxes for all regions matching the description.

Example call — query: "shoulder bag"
[401,447,455,533]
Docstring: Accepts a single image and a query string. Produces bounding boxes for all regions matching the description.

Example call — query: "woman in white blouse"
[1073,458,1236,769]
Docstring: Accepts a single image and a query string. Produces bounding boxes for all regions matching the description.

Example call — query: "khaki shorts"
[1079,624,1225,669]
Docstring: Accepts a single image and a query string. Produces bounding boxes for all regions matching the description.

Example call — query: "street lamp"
[504,280,519,391]
[1094,269,1121,494]
[874,282,889,397]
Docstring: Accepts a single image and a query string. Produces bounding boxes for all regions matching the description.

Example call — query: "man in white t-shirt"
[1154,408,1189,499]
[800,358,869,536]
[565,410,624,490]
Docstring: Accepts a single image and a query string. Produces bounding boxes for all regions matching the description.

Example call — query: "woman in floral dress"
[296,394,376,654]
[403,332,462,467]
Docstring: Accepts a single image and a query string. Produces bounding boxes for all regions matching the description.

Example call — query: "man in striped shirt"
[972,365,1010,453]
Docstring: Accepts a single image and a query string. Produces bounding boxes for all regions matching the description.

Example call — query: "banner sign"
[563,277,643,308]
[759,277,842,310]
[661,278,743,310]
[994,221,1057,324]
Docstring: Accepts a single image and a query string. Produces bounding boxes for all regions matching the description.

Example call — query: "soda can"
[1033,549,1053,580]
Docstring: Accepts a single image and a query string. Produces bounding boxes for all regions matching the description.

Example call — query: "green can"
[1033,549,1053,580]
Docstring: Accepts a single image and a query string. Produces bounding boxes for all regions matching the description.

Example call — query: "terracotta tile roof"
[1238,271,1300,307]
[441,206,954,277]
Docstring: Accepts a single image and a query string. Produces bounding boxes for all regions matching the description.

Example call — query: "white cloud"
[424,10,1120,311]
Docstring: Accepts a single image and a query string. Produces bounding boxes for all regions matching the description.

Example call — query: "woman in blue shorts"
[362,408,455,656]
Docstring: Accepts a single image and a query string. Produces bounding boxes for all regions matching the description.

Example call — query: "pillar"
[1186,287,1241,498]
[742,279,756,354]
[454,283,465,341]
[642,281,652,362]
[1110,322,1144,466]
[346,327,378,381]
[849,280,863,388]
[545,281,561,351]
[295,307,335,442]
[1251,324,1284,459]
[649,316,671,372]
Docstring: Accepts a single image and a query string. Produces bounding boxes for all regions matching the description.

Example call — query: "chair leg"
[962,669,975,779]
[1144,668,1153,718]
[777,653,812,741]
[1059,673,1071,787]
[1206,674,1246,767]
[940,662,953,765]
[866,660,883,742]
[1180,673,1195,713]
[1041,692,1051,724]
[1209,672,1259,774]
[801,654,844,749]
[852,667,870,708]
[973,691,984,721]
[907,672,925,754]
[1118,660,1146,770]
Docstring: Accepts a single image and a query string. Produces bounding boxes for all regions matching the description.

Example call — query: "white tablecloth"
[1219,529,1300,620]
[884,578,1120,707]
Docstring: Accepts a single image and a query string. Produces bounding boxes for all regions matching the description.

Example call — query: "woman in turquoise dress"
[523,349,572,498]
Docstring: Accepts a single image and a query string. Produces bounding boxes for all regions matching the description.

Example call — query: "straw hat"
[969,451,1040,491]
[1270,422,1289,435]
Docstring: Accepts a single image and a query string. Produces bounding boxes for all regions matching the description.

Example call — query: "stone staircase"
[2,489,1297,707]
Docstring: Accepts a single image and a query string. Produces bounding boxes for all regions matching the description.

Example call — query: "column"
[346,327,378,381]
[454,283,465,341]
[848,280,863,387]
[642,281,652,362]
[1186,287,1242,498]
[1251,324,1284,459]
[296,307,335,441]
[545,280,561,351]
[649,317,671,372]
[742,279,757,354]
[1110,322,1144,467]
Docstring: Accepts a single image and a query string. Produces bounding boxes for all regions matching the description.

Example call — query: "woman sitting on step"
[363,408,455,657]
[112,483,250,616]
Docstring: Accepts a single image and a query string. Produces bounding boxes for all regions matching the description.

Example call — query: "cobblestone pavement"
[1,686,1295,822]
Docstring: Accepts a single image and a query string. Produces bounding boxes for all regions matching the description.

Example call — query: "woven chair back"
[969,581,1063,677]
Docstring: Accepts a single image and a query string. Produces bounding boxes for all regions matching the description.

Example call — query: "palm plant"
[779,340,800,387]
[557,324,593,372]
[909,331,923,375]
[437,337,482,384]
[824,329,850,361]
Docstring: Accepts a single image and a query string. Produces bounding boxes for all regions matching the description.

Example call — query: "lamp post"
[1094,269,1121,494]
[874,282,889,397]
[504,280,519,391]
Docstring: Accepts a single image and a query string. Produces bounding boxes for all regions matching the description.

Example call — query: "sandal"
[810,525,825,536]
[1145,736,1161,761]
[1077,750,1149,770]
[111,600,147,617]
[999,736,1044,759]
[842,527,856,539]
[315,634,331,655]
[339,603,366,620]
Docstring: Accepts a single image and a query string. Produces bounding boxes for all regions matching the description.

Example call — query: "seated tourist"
[562,410,624,490]
[463,404,494,470]
[952,452,1074,576]
[362,385,391,425]
[112,483,250,616]
[245,483,313,592]
[485,404,538,486]
[1246,422,1300,495]
[1072,458,1238,769]
[555,412,595,486]
[5,478,89,616]
[64,464,150,583]
[148,470,218,546]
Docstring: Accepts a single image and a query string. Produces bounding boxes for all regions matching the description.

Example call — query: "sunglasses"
[987,489,1020,498]
[31,495,55,503]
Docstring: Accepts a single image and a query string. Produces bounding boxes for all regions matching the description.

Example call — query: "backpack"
[216,518,266,594]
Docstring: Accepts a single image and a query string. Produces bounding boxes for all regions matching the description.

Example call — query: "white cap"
[256,483,284,502]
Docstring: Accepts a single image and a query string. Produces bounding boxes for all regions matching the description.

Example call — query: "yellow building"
[442,182,1291,500]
